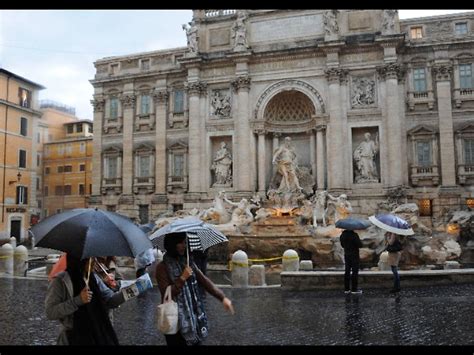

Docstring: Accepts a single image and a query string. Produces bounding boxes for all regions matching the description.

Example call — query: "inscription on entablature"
[202,67,235,79]
[210,28,231,47]
[250,14,324,42]
[251,57,324,72]
[340,52,383,64]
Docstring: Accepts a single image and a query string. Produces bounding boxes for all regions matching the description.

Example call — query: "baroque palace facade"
[89,10,474,225]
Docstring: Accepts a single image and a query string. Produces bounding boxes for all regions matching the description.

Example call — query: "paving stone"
[0,278,473,345]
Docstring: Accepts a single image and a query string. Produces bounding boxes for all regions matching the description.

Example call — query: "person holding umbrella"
[385,232,403,293]
[45,255,126,345]
[155,232,234,346]
[369,214,414,294]
[336,218,371,295]
[32,208,155,344]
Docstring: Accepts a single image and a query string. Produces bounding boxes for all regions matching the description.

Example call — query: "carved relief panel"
[210,89,232,119]
[350,75,377,109]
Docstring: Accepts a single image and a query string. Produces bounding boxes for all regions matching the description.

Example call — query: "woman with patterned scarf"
[155,232,234,346]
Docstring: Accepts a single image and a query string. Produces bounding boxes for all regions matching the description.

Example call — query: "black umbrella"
[31,208,152,260]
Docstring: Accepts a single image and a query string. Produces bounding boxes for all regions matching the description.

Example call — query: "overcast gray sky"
[0,10,471,120]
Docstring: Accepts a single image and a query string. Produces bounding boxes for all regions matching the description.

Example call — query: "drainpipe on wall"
[2,75,10,224]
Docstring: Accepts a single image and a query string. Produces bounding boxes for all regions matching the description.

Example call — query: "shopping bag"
[156,285,179,334]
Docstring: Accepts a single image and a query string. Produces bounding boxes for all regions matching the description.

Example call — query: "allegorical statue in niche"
[211,142,232,186]
[182,20,198,53]
[231,11,249,51]
[323,10,339,36]
[272,136,303,193]
[353,132,379,183]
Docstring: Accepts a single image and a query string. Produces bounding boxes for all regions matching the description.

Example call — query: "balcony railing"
[407,90,435,110]
[413,92,428,99]
[458,164,474,184]
[410,165,439,186]
[454,87,474,108]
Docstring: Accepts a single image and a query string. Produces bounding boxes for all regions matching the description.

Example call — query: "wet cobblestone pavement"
[0,277,473,346]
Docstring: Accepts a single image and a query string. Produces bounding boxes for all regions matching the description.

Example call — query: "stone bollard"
[377,251,390,271]
[282,249,299,271]
[10,237,16,249]
[249,264,266,286]
[0,243,14,275]
[14,245,28,276]
[444,261,460,270]
[231,250,248,288]
[300,260,313,270]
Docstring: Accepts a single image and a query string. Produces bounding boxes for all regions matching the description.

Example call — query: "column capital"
[152,89,169,104]
[316,124,327,132]
[324,68,348,84]
[185,80,207,96]
[432,64,453,82]
[91,97,105,112]
[231,75,251,92]
[254,128,266,135]
[120,94,136,109]
[376,63,405,81]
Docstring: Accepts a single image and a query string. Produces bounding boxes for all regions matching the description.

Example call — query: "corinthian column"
[186,81,207,193]
[325,68,347,190]
[153,89,168,194]
[231,75,252,192]
[91,95,105,196]
[316,125,326,190]
[256,129,266,194]
[120,92,136,195]
[433,64,456,186]
[377,64,405,187]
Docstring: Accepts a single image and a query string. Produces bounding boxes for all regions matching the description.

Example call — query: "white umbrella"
[149,217,228,252]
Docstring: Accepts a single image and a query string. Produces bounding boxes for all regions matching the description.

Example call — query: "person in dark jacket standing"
[339,229,363,294]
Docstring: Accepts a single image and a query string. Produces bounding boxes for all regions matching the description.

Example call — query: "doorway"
[10,219,22,241]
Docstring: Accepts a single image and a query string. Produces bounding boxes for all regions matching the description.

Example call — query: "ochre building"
[0,68,44,241]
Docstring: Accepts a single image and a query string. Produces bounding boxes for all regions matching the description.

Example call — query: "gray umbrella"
[31,208,152,259]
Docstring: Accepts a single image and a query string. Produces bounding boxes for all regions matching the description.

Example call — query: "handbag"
[386,240,402,253]
[156,285,179,335]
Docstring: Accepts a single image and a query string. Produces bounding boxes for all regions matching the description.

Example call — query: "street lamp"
[8,171,22,185]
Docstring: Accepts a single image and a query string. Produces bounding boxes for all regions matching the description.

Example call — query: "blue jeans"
[391,265,400,290]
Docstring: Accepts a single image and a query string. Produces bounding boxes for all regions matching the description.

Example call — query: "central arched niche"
[263,90,316,186]
[264,90,316,122]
